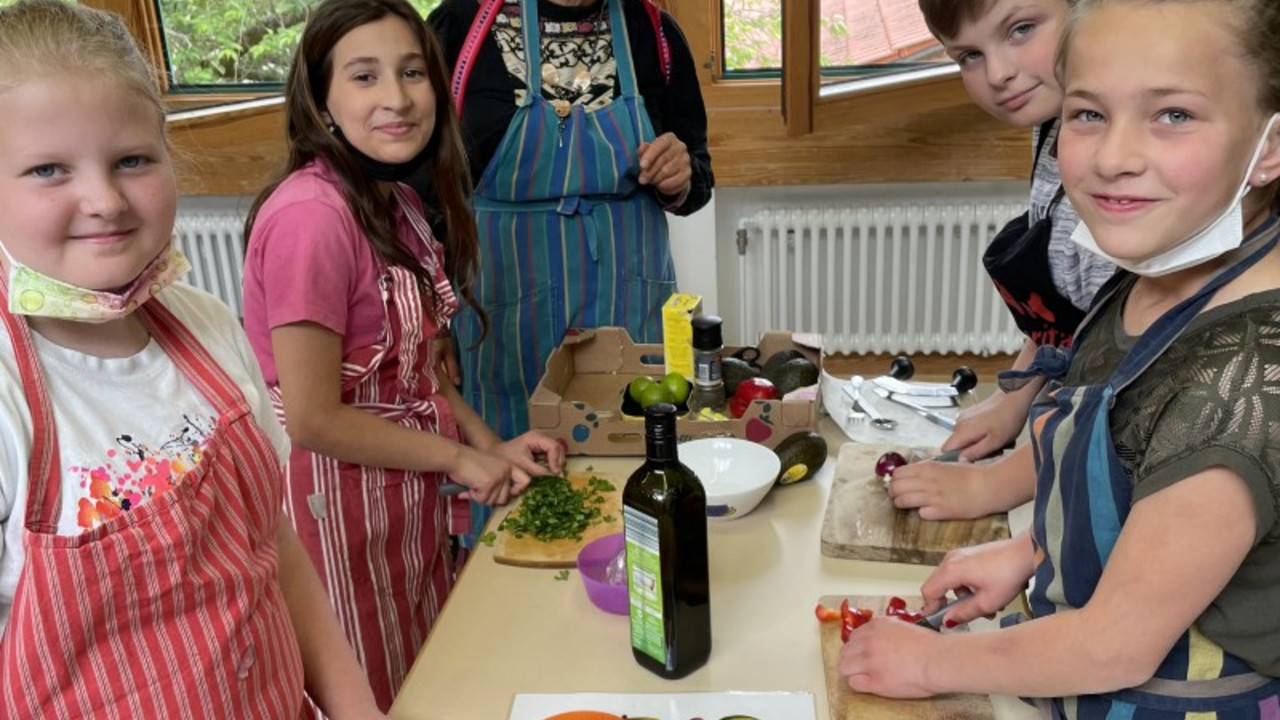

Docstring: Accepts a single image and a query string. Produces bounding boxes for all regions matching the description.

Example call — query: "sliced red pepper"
[838,598,874,642]
[884,595,925,624]
[814,603,841,622]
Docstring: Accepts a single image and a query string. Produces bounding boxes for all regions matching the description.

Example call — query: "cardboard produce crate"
[528,327,820,455]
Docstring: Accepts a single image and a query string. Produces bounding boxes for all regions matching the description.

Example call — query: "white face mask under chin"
[1070,113,1280,277]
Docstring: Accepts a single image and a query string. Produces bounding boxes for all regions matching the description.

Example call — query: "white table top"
[390,416,1038,720]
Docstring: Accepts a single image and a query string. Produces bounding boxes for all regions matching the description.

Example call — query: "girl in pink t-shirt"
[240,0,564,711]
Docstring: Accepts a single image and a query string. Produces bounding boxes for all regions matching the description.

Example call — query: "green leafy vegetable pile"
[498,474,617,542]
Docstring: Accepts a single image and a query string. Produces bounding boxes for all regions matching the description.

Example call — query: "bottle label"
[693,353,722,385]
[623,506,666,665]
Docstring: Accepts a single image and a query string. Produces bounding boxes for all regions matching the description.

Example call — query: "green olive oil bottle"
[622,403,711,679]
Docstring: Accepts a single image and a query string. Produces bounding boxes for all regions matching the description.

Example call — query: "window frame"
[87,0,1030,193]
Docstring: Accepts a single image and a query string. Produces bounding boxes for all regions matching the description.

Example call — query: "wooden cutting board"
[491,470,624,568]
[819,594,993,720]
[820,443,1009,565]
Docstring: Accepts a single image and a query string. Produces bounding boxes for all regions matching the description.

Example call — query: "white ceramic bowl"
[679,437,781,521]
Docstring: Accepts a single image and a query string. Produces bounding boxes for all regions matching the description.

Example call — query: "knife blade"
[876,390,958,431]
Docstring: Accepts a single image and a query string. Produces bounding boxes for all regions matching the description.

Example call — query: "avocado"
[760,348,806,378]
[773,431,827,485]
[765,357,820,397]
[721,356,760,397]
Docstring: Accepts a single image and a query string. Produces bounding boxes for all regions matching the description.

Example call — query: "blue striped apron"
[1010,217,1280,720]
[454,0,674,538]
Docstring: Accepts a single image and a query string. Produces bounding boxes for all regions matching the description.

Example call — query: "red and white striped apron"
[274,186,462,713]
[0,294,306,719]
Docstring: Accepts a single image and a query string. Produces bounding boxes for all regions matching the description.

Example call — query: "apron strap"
[607,0,640,100]
[1107,217,1280,391]
[391,185,460,329]
[519,0,542,101]
[0,284,62,533]
[998,342,1073,390]
[450,0,506,117]
[137,300,249,418]
[639,0,671,86]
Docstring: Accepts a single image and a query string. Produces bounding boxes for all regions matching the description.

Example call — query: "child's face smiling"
[0,77,176,293]
[943,0,1070,128]
[1057,2,1280,268]
[324,15,436,167]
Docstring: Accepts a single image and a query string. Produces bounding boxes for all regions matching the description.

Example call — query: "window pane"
[819,0,947,82]
[720,0,949,79]
[722,0,781,73]
[156,0,443,87]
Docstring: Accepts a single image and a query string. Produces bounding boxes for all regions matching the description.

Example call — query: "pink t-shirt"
[242,161,431,385]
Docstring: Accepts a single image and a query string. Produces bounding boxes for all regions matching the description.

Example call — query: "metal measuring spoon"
[846,376,897,431]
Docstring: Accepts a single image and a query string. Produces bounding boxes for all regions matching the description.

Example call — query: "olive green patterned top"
[1064,252,1280,676]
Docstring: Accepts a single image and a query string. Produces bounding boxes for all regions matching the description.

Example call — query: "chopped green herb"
[478,531,497,547]
[496,474,614,542]
[554,570,571,581]
[603,515,616,523]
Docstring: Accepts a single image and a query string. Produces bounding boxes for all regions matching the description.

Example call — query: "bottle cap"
[691,315,723,350]
[644,402,678,442]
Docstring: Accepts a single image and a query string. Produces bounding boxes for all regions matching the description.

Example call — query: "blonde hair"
[0,0,164,129]
[1060,0,1280,113]
[1058,0,1280,209]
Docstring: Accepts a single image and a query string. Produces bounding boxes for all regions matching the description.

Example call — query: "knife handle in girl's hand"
[437,482,468,497]
[915,593,972,631]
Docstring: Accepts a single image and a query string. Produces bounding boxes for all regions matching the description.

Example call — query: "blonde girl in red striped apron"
[241,1,565,712]
[0,291,309,719]
[0,4,397,717]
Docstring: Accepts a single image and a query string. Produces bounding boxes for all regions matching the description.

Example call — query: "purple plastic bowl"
[576,532,628,615]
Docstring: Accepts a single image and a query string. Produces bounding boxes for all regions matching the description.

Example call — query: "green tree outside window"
[157,0,442,87]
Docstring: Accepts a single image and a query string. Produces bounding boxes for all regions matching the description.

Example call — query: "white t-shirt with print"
[0,284,289,632]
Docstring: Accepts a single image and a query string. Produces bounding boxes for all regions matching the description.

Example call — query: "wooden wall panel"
[169,98,1028,195]
[169,104,288,197]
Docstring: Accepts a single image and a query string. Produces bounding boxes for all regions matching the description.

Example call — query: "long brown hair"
[245,0,485,334]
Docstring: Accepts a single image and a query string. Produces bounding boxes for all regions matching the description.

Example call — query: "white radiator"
[172,211,247,317]
[736,202,1028,356]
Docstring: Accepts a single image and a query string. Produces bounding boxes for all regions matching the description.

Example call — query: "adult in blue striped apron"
[1003,216,1280,719]
[428,0,713,540]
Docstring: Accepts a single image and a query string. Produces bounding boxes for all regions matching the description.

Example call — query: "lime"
[628,376,658,403]
[637,383,675,409]
[660,372,691,405]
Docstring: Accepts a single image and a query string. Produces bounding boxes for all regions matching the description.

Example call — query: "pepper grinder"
[687,315,725,413]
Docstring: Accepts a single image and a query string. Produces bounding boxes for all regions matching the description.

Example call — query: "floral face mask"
[2,243,191,323]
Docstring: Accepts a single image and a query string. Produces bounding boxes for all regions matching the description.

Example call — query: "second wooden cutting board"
[819,594,993,720]
[820,443,1010,565]
[491,469,624,568]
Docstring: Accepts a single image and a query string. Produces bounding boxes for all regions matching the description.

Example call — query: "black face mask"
[332,126,431,182]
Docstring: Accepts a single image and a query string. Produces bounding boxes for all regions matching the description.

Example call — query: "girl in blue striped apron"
[426,0,713,541]
[838,1,1280,716]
